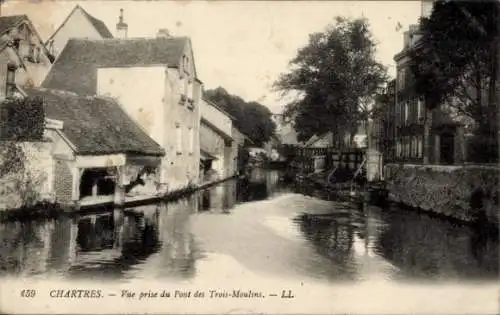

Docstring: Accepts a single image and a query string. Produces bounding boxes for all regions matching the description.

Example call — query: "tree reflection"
[294,211,357,280]
[375,207,499,281]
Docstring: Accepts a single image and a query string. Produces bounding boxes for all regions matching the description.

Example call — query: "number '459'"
[20,289,36,298]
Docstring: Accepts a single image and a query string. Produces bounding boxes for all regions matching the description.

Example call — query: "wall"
[384,163,499,225]
[200,122,228,179]
[0,22,53,89]
[97,66,166,147]
[0,141,54,210]
[49,7,103,58]
[200,99,232,138]
[97,63,201,192]
[165,67,201,191]
[45,128,76,205]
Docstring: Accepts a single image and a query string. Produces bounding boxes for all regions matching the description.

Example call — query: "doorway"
[440,133,455,165]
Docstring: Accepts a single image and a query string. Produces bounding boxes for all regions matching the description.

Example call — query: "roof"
[25,88,164,156]
[0,15,55,66]
[200,117,233,141]
[42,37,190,95]
[79,6,113,38]
[0,15,27,36]
[202,97,237,122]
[304,132,333,148]
[46,5,113,44]
[200,149,217,161]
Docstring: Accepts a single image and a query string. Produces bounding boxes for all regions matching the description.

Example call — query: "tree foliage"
[409,0,499,135]
[204,87,276,147]
[2,96,45,141]
[0,96,45,176]
[274,17,388,142]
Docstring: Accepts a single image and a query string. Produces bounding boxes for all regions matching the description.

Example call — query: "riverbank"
[0,175,239,222]
[298,166,499,231]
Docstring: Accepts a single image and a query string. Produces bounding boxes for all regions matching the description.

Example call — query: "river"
[0,168,498,313]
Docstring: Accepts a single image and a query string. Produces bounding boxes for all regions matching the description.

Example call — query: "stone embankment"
[384,163,499,227]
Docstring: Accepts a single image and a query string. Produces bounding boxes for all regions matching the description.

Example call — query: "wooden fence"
[284,146,365,173]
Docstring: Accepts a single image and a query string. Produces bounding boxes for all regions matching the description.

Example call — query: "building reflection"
[0,220,54,276]
[0,199,200,280]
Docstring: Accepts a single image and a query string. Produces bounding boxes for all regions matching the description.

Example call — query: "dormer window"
[187,80,193,100]
[6,63,17,98]
[12,38,20,50]
[28,43,35,62]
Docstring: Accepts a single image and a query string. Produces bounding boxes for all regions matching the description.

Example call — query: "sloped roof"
[25,88,164,156]
[0,15,27,36]
[79,6,113,38]
[42,37,189,94]
[46,5,113,44]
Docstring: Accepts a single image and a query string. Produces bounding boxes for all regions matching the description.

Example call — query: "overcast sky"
[3,0,422,113]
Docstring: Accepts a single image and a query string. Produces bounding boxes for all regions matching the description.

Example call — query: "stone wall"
[0,141,54,210]
[384,163,499,225]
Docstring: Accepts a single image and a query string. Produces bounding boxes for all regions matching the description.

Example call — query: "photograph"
[0,0,498,314]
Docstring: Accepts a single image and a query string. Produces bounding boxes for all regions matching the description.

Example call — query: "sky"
[2,0,422,114]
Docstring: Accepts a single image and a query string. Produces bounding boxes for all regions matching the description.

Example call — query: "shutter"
[187,80,193,100]
[176,125,182,153]
[188,127,194,154]
[178,77,185,95]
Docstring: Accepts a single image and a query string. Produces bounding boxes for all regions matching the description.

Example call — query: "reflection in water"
[293,201,498,282]
[374,205,499,281]
[0,169,497,284]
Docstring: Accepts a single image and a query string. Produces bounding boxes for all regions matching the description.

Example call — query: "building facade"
[392,9,467,166]
[45,5,113,58]
[199,98,236,183]
[25,88,165,208]
[43,25,202,192]
[0,15,54,97]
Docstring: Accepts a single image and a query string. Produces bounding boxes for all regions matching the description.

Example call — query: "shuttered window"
[188,127,194,154]
[176,124,182,154]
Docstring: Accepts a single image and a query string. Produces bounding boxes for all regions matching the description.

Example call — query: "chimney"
[403,31,410,48]
[421,0,434,18]
[116,8,128,39]
[156,28,172,38]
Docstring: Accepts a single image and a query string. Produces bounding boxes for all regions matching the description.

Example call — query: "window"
[187,80,194,100]
[417,98,424,120]
[176,124,182,154]
[183,55,189,73]
[405,137,410,157]
[6,64,16,98]
[404,102,409,124]
[417,136,423,158]
[412,137,417,157]
[398,68,406,91]
[188,127,194,154]
[28,43,35,61]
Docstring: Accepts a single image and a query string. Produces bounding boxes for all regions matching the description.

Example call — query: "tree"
[204,87,276,147]
[0,96,47,207]
[409,1,499,140]
[274,16,388,142]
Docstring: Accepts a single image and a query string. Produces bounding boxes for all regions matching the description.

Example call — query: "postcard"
[0,0,498,314]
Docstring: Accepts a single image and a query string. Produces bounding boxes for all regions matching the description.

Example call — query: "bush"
[1,96,45,141]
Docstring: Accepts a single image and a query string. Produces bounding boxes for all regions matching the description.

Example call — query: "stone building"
[42,13,202,192]
[199,98,236,183]
[0,15,54,96]
[25,88,165,208]
[392,0,468,165]
[45,5,113,58]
